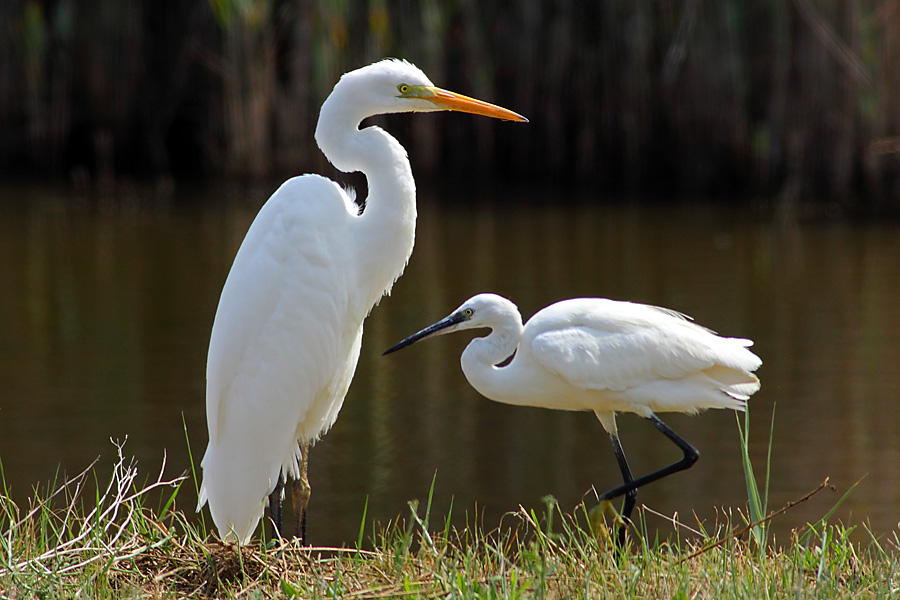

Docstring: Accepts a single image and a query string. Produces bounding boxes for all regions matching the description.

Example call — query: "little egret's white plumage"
[384,293,762,542]
[197,60,526,544]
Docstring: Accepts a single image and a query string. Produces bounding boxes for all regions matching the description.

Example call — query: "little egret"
[197,60,526,544]
[384,293,761,543]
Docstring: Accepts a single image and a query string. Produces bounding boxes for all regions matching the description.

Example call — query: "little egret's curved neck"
[315,96,417,310]
[460,312,525,403]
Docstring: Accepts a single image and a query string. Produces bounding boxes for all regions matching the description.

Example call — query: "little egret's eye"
[463,308,474,317]
[398,84,411,95]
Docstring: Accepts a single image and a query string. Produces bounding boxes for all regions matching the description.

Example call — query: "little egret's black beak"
[383,312,465,355]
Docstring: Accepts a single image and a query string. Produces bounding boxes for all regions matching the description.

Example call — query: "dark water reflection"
[1,184,898,546]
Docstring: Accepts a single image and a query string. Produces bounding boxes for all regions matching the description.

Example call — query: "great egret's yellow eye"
[398,84,411,95]
[463,308,474,317]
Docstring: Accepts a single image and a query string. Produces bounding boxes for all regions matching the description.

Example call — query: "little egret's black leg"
[599,414,700,506]
[268,471,285,540]
[291,441,311,545]
[608,433,638,545]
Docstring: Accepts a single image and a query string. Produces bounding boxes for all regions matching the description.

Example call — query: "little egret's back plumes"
[384,293,761,543]
[197,61,526,544]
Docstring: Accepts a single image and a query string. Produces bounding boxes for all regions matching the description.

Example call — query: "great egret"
[384,293,761,543]
[197,60,526,544]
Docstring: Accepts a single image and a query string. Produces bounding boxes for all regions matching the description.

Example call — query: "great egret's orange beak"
[420,87,528,122]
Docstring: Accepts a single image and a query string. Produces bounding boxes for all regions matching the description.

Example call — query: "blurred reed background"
[1,0,899,206]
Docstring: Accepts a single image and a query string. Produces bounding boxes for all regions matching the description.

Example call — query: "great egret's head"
[383,293,519,354]
[333,59,527,121]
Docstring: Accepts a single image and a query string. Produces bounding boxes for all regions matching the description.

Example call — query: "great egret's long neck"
[315,101,417,313]
[460,313,525,403]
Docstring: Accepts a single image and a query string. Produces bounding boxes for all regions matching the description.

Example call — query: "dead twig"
[680,477,832,563]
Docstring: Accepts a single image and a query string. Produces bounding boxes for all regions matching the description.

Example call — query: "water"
[1,183,898,546]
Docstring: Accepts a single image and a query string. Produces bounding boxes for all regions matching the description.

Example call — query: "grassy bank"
[1,440,897,599]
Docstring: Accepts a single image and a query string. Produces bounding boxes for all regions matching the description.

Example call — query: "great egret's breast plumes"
[198,60,526,543]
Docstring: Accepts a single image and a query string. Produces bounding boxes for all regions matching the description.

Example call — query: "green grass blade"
[763,402,776,517]
[736,410,764,546]
[356,496,369,550]
[798,477,863,545]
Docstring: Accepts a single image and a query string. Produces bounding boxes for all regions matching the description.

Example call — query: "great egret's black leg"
[268,471,285,540]
[599,414,699,513]
[608,433,638,545]
[291,442,311,545]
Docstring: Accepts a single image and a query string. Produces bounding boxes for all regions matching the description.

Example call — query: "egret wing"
[200,175,362,542]
[528,299,754,393]
[205,175,358,444]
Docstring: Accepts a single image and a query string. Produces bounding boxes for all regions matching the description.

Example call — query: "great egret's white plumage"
[384,293,762,542]
[198,60,526,544]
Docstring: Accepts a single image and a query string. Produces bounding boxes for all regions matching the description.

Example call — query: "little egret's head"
[330,59,527,122]
[383,293,518,354]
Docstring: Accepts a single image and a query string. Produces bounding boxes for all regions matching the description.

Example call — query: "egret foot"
[292,442,311,544]
[589,499,629,547]
[292,477,310,544]
[267,472,285,541]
